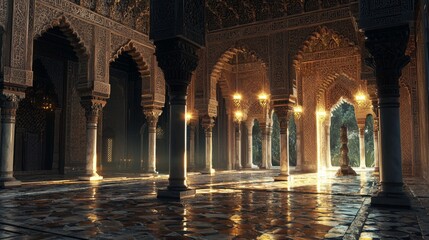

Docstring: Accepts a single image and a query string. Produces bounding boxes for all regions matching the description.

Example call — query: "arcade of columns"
[0,0,422,206]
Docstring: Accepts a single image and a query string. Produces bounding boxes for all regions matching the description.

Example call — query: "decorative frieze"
[207,6,355,43]
[38,0,151,45]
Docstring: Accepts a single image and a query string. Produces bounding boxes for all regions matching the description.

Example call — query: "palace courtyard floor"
[0,170,428,239]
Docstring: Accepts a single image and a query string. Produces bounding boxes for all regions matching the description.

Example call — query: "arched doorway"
[14,27,79,173]
[102,52,145,172]
[329,100,359,167]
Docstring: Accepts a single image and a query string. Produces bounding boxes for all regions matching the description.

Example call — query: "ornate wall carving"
[66,0,149,35]
[0,0,8,29]
[65,61,86,171]
[206,0,357,31]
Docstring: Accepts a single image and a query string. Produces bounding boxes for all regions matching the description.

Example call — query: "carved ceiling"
[68,0,150,34]
[206,0,357,31]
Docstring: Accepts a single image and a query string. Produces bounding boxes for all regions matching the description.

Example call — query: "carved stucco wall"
[65,61,86,171]
[8,0,165,172]
[399,60,419,177]
[415,4,429,181]
[206,0,358,31]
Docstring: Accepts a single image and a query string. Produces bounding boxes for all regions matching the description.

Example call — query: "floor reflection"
[0,170,426,239]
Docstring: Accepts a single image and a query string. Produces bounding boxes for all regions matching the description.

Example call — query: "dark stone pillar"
[365,25,411,207]
[273,107,292,181]
[155,39,199,199]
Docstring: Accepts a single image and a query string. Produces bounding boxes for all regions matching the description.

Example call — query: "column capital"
[144,108,162,128]
[274,106,292,134]
[80,98,105,124]
[365,25,410,99]
[154,38,199,103]
[201,115,215,132]
[0,93,20,112]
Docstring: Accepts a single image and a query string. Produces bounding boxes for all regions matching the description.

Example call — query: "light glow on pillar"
[316,110,327,121]
[294,105,303,119]
[185,112,192,123]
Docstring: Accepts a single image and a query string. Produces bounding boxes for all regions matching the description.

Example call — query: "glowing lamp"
[258,92,269,107]
[233,93,242,107]
[234,110,243,123]
[294,105,303,119]
[355,91,367,107]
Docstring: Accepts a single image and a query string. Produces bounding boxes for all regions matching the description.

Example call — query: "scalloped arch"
[110,41,150,77]
[210,46,266,99]
[34,16,89,58]
[294,26,357,66]
[316,73,358,106]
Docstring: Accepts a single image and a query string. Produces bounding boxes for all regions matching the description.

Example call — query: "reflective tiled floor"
[0,170,428,239]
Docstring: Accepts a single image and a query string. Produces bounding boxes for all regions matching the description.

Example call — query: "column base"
[244,164,259,170]
[78,174,103,181]
[0,178,22,188]
[140,171,158,177]
[335,166,357,176]
[274,174,289,181]
[371,191,411,208]
[157,188,196,199]
[201,168,215,175]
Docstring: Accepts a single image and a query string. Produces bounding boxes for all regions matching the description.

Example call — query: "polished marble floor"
[0,170,428,239]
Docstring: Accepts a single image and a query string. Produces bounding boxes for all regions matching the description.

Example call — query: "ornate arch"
[110,41,150,78]
[294,26,357,65]
[330,97,355,112]
[316,73,358,107]
[210,46,267,100]
[34,16,89,59]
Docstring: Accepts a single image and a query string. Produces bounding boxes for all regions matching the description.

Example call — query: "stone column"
[235,122,242,170]
[373,118,380,173]
[274,109,290,181]
[260,123,268,169]
[0,94,21,188]
[295,118,302,171]
[227,114,233,170]
[365,25,411,207]
[359,127,366,168]
[245,120,258,169]
[140,123,146,172]
[325,121,332,169]
[154,39,200,199]
[188,120,196,171]
[267,124,273,169]
[79,99,105,181]
[201,116,215,174]
[143,109,162,175]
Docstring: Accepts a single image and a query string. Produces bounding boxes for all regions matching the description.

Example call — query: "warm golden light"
[294,105,303,119]
[185,112,192,123]
[316,110,327,121]
[258,92,269,107]
[233,92,242,107]
[355,91,367,107]
[234,110,243,122]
